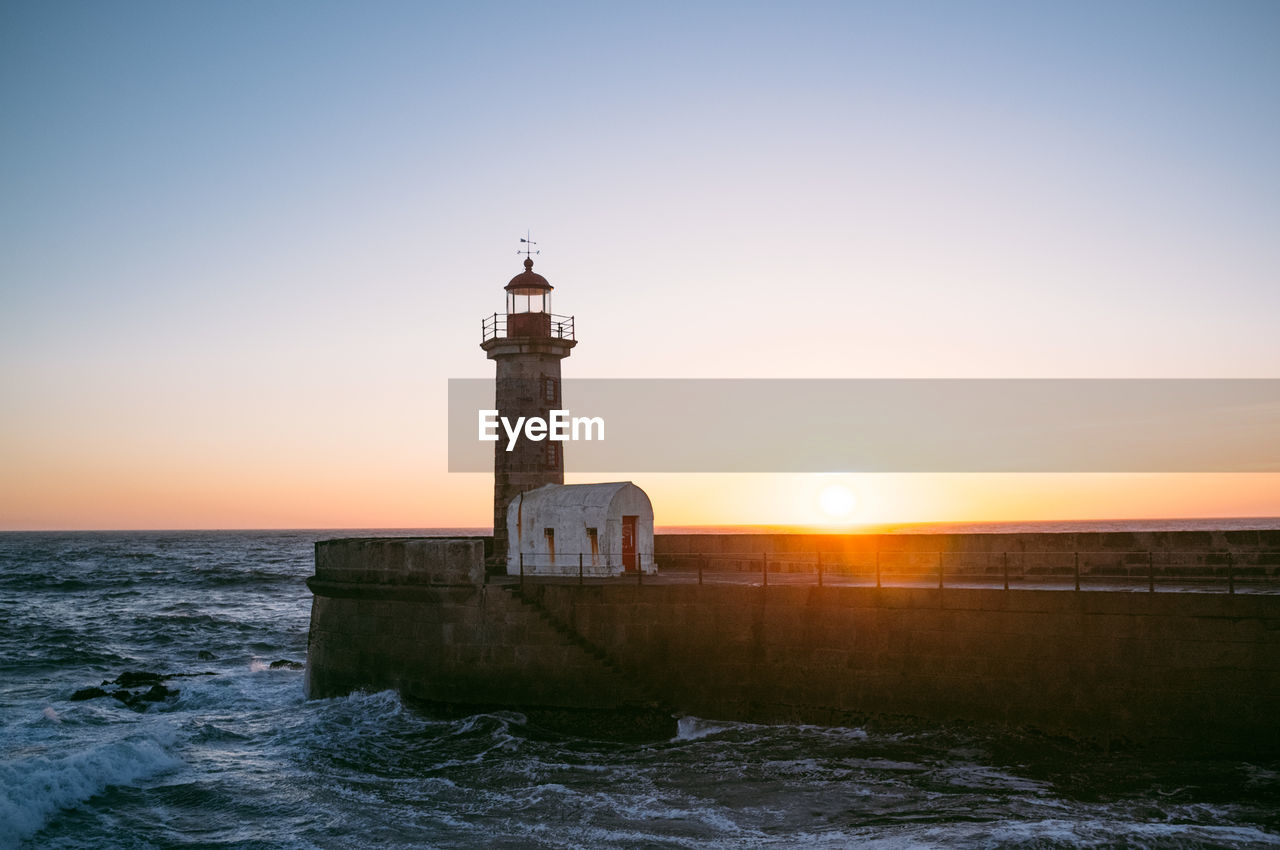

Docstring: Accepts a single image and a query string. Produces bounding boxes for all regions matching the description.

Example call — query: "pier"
[306,532,1280,752]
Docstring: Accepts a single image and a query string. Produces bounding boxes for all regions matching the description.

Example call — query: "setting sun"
[818,482,857,521]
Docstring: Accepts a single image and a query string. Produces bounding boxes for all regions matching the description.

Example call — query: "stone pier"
[307,535,1280,752]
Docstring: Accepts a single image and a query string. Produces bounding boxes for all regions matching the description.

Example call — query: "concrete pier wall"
[525,582,1280,752]
[307,538,630,708]
[307,536,1280,752]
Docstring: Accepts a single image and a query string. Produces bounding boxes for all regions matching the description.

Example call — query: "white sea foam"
[0,728,182,847]
[984,817,1280,847]
[674,716,747,741]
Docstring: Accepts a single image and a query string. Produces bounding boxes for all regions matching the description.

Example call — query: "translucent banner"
[447,379,1280,472]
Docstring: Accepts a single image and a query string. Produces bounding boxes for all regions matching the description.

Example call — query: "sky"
[2,0,1278,530]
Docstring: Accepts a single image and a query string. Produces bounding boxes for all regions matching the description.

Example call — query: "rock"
[269,659,304,671]
[70,687,108,701]
[140,684,177,702]
[111,671,165,688]
[73,671,206,710]
[197,651,216,661]
[109,684,178,710]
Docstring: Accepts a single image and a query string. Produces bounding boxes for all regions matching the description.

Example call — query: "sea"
[2,521,1279,849]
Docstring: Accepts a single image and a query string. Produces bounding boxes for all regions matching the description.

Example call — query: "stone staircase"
[504,585,674,718]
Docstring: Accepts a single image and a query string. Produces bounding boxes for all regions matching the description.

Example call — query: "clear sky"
[2,1,1278,529]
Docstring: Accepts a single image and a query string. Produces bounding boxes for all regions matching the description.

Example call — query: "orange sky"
[5,458,1279,530]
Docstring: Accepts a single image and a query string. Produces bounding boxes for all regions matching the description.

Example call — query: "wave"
[673,716,748,742]
[0,727,182,847]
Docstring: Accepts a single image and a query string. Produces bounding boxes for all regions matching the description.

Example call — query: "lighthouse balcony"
[482,312,575,342]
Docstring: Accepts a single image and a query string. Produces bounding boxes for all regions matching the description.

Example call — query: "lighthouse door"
[622,516,638,573]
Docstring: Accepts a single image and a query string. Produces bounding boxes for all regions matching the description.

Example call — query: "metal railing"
[509,551,655,586]
[500,550,1280,593]
[657,550,1280,593]
[481,313,576,343]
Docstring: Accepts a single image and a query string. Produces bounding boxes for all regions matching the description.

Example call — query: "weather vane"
[518,231,539,260]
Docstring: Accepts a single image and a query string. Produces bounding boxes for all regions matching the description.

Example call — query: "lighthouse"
[481,246,576,563]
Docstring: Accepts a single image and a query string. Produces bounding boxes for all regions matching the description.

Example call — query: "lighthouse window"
[545,442,559,468]
[543,377,558,403]
[508,289,548,314]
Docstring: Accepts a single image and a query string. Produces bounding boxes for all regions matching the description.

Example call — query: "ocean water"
[2,528,1278,849]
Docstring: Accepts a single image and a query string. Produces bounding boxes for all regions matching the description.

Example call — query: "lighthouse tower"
[480,249,576,563]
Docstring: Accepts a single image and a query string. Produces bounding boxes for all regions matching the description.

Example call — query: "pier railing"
[510,551,656,585]
[502,550,1280,593]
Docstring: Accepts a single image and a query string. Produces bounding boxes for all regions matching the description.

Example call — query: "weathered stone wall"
[483,339,574,563]
[315,537,488,586]
[306,587,631,708]
[524,583,1280,752]
[307,536,1280,751]
[307,538,654,716]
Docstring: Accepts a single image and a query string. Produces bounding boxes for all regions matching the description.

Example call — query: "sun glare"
[818,483,857,521]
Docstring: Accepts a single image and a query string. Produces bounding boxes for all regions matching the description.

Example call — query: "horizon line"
[3,515,1280,534]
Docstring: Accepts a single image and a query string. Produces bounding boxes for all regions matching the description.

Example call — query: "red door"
[622,516,638,572]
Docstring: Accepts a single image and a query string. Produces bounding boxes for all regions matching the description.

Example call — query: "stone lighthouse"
[480,249,576,563]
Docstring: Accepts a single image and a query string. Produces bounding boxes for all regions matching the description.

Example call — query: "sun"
[818,483,857,521]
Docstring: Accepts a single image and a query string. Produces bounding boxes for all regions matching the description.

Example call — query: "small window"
[586,528,599,563]
[545,442,559,468]
[543,376,558,403]
[544,528,555,563]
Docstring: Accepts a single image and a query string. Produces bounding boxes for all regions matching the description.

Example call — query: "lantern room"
[481,248,575,345]
[505,257,553,337]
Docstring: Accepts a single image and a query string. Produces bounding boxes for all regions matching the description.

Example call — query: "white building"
[506,482,655,576]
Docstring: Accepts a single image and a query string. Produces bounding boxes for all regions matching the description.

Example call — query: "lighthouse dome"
[505,258,553,292]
